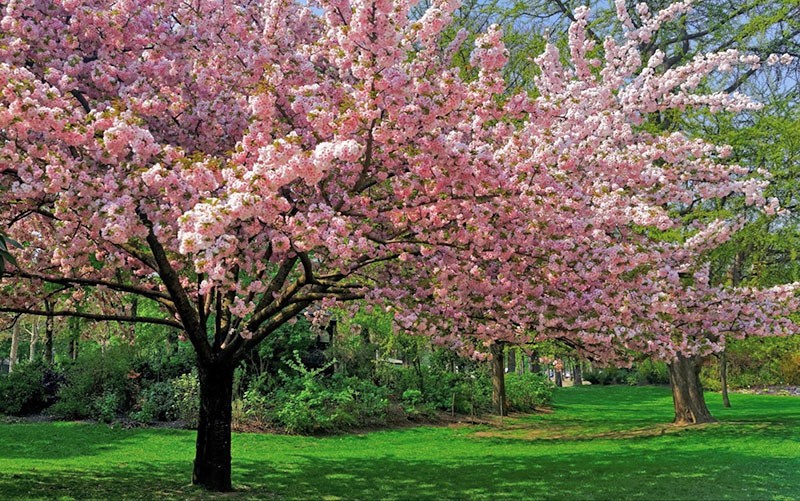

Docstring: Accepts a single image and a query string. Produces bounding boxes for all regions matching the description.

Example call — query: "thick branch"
[138,209,212,362]
[0,307,182,328]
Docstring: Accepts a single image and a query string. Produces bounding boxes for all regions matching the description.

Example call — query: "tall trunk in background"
[506,346,516,374]
[668,355,715,424]
[193,359,235,492]
[530,351,541,375]
[9,318,20,373]
[29,319,38,361]
[490,343,507,416]
[719,251,744,408]
[720,352,731,408]
[555,369,563,387]
[69,338,79,360]
[44,300,54,365]
[573,361,583,385]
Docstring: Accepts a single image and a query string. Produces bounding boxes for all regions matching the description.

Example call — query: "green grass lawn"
[1,385,798,500]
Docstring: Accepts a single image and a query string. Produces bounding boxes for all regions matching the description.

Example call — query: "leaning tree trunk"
[490,343,507,416]
[668,355,715,424]
[193,360,235,492]
[9,319,20,373]
[720,351,731,408]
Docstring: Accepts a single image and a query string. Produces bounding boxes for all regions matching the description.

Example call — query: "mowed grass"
[1,386,798,500]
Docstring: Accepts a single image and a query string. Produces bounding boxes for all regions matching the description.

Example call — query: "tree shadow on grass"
[1,431,798,500]
[0,422,194,460]
[232,446,800,500]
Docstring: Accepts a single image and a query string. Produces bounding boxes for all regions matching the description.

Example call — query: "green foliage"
[584,361,670,386]
[505,373,554,411]
[51,345,137,421]
[130,381,177,423]
[778,353,800,385]
[584,367,632,386]
[170,372,199,427]
[0,361,52,415]
[377,364,492,415]
[92,391,121,424]
[270,354,389,434]
[701,337,800,390]
[0,234,21,274]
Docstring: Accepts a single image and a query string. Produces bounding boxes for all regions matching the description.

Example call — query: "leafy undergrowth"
[1,385,798,500]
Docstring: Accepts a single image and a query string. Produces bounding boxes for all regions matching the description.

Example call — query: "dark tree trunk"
[573,361,582,386]
[668,355,715,424]
[490,343,507,416]
[506,346,516,374]
[44,300,54,365]
[720,352,731,408]
[530,351,541,375]
[193,361,235,492]
[555,369,563,387]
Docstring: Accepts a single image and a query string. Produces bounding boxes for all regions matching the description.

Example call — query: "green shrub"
[584,367,632,385]
[51,346,135,421]
[93,391,121,423]
[377,364,492,415]
[270,355,389,434]
[779,353,800,385]
[0,362,53,416]
[170,372,199,427]
[634,360,670,385]
[505,373,554,411]
[131,381,177,423]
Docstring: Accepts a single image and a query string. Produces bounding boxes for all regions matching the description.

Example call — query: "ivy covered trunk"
[668,355,715,425]
[490,343,507,416]
[193,361,235,492]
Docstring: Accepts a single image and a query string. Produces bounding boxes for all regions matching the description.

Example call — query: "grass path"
[1,386,798,500]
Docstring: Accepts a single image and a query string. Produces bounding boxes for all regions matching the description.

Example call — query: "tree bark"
[506,346,516,374]
[44,300,54,365]
[490,343,507,416]
[193,361,234,492]
[668,355,715,424]
[555,369,563,387]
[573,361,582,386]
[9,319,20,373]
[29,319,38,361]
[720,352,731,408]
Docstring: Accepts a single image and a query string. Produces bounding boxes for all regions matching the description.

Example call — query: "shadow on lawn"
[235,444,800,500]
[0,422,192,460]
[1,433,798,500]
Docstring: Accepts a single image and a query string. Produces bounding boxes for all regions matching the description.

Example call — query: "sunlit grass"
[1,385,798,499]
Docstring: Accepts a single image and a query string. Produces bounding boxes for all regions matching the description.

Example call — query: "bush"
[131,381,177,423]
[377,364,492,415]
[0,361,58,416]
[584,367,632,385]
[779,353,800,385]
[170,372,200,427]
[51,346,136,421]
[269,355,389,434]
[505,373,554,411]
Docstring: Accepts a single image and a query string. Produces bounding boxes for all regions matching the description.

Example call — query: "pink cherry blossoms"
[0,0,796,371]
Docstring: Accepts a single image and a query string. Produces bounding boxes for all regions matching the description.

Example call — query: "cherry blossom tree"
[2,0,797,491]
[382,1,799,423]
[0,0,524,490]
